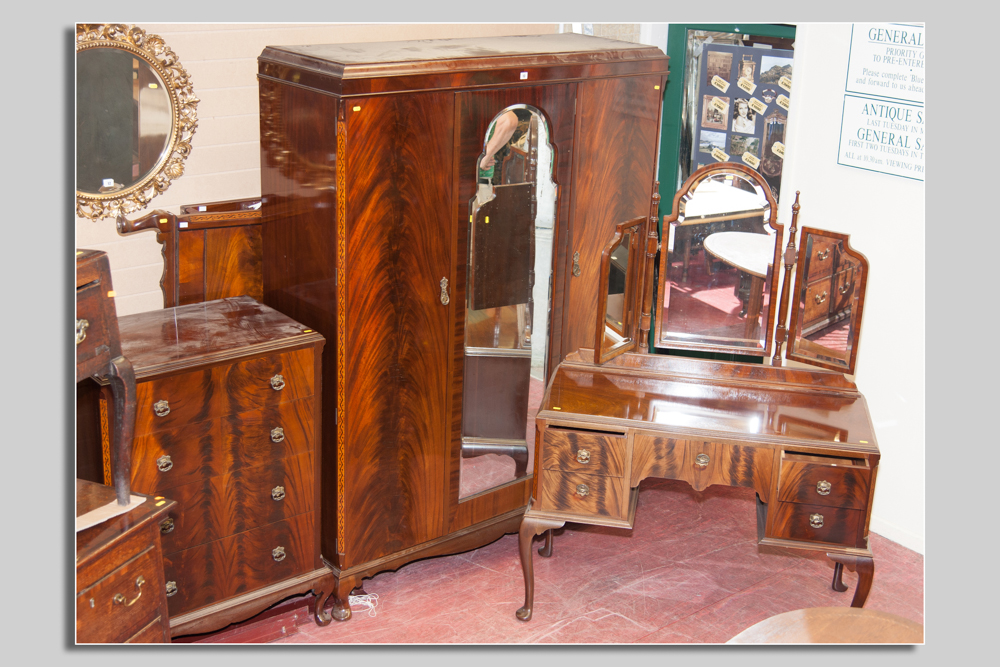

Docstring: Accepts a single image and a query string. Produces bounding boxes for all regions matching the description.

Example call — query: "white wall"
[780,23,924,553]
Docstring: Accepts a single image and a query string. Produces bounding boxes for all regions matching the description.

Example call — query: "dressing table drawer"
[133,348,316,436]
[777,452,870,510]
[769,501,864,547]
[538,469,627,520]
[541,428,626,477]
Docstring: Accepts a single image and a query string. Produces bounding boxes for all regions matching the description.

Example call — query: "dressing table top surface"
[543,351,877,453]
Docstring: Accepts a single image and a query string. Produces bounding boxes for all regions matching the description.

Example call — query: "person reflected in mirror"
[732,98,756,134]
[477,110,520,206]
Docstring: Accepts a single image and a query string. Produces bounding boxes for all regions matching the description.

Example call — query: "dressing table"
[516,163,877,620]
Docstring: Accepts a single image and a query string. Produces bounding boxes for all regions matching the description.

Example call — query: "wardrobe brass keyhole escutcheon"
[575,484,590,497]
[272,546,286,562]
[809,513,824,528]
[165,581,177,597]
[814,291,828,305]
[270,374,285,390]
[271,427,285,443]
[272,486,285,501]
[112,575,145,607]
[440,277,450,305]
[572,252,581,277]
[153,400,170,417]
[816,480,832,496]
[156,455,173,472]
[576,449,591,464]
[160,518,175,534]
[76,319,89,345]
[695,453,710,467]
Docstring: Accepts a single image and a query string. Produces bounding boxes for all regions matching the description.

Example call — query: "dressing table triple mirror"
[516,161,876,621]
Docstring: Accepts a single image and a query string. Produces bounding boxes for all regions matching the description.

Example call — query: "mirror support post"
[639,183,660,352]
[771,191,801,366]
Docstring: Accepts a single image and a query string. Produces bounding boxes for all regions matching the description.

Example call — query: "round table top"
[727,607,924,644]
[703,231,774,279]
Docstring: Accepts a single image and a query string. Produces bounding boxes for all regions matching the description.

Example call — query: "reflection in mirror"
[76,24,198,222]
[787,228,868,374]
[77,48,171,194]
[655,163,781,356]
[461,105,557,499]
[605,231,631,337]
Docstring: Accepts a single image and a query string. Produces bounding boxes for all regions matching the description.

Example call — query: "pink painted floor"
[180,479,923,644]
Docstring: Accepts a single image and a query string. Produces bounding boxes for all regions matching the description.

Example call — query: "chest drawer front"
[130,397,316,493]
[76,543,166,643]
[76,280,114,379]
[162,511,315,618]
[777,453,870,510]
[769,501,864,547]
[134,347,315,435]
[541,428,626,477]
[538,469,626,520]
[156,451,316,555]
[803,278,833,324]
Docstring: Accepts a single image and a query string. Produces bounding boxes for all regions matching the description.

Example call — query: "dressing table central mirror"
[518,160,879,622]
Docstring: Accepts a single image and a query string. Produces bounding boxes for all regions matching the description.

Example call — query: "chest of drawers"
[91,296,331,636]
[76,479,176,643]
[515,351,879,621]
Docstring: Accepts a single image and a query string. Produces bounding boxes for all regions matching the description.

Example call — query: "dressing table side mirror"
[594,216,645,364]
[785,227,870,374]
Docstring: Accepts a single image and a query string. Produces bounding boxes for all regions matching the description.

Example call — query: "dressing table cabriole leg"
[538,529,554,557]
[516,517,565,621]
[827,554,875,608]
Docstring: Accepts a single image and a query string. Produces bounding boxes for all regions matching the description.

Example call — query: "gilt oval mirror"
[655,163,782,356]
[76,24,199,221]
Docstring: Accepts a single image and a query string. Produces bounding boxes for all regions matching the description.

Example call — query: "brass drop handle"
[156,455,173,473]
[160,518,175,534]
[165,581,177,597]
[695,453,710,467]
[572,251,581,277]
[839,283,852,295]
[270,374,285,391]
[576,449,591,464]
[272,485,286,501]
[153,400,170,417]
[814,291,828,305]
[271,427,285,443]
[809,513,824,528]
[575,484,590,497]
[113,576,145,607]
[272,546,286,562]
[440,277,450,305]
[816,480,832,496]
[76,319,89,345]
[817,249,830,260]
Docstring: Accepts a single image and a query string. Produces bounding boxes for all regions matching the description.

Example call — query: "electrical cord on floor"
[348,592,379,617]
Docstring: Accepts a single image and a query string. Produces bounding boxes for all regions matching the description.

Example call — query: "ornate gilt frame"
[76,24,199,221]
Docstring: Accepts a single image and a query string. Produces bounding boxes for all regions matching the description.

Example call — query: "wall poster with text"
[694,43,793,200]
[838,23,924,181]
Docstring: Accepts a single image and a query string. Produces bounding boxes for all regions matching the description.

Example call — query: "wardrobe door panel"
[563,75,663,360]
[343,92,455,565]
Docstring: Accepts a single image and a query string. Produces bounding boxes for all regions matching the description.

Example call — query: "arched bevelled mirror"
[655,163,782,356]
[786,227,869,374]
[460,105,557,499]
[595,216,645,364]
[76,24,198,221]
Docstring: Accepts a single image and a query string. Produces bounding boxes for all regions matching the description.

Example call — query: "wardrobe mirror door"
[655,163,782,357]
[461,105,557,499]
[786,227,869,374]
